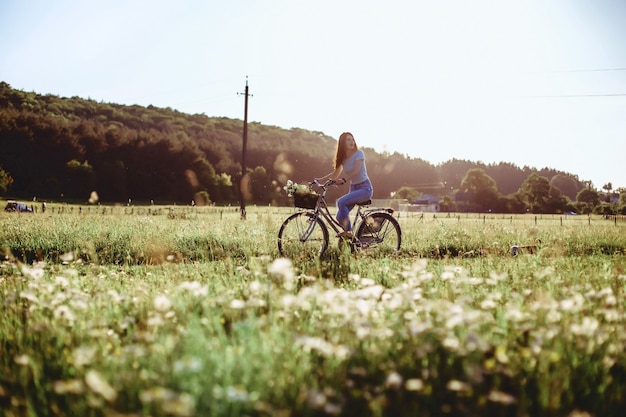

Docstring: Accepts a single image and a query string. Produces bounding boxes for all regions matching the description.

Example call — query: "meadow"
[1,203,625,417]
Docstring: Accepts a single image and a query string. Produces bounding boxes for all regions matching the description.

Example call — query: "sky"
[1,0,625,190]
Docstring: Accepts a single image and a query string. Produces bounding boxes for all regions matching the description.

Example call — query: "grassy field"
[1,204,625,416]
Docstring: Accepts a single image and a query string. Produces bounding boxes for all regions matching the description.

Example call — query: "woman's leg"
[336,184,372,231]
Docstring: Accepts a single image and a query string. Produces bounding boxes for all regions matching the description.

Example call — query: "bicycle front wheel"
[278,212,329,259]
[355,212,401,254]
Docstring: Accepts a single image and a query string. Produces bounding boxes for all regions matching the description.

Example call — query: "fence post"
[535,216,537,225]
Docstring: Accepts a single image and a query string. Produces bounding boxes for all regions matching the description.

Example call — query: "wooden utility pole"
[238,77,251,220]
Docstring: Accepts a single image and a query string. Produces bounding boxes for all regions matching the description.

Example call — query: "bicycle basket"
[293,192,319,209]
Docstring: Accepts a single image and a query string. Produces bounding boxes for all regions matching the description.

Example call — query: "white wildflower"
[229,299,246,309]
[53,379,84,394]
[268,257,295,290]
[405,378,424,391]
[19,290,39,304]
[571,317,599,337]
[59,251,74,263]
[85,370,117,402]
[53,305,75,325]
[72,346,97,367]
[54,276,70,288]
[446,379,471,392]
[14,354,30,366]
[20,264,45,280]
[488,390,516,404]
[385,371,403,389]
[154,295,172,312]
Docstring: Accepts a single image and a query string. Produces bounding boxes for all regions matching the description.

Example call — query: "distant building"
[397,194,440,213]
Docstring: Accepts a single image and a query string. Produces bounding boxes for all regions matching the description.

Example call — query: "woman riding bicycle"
[315,132,373,238]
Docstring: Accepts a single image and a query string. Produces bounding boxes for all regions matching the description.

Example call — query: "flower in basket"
[283,180,315,197]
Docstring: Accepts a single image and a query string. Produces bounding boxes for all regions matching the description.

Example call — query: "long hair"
[334,132,358,169]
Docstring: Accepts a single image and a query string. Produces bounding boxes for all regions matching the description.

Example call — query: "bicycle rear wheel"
[278,212,329,259]
[355,212,401,254]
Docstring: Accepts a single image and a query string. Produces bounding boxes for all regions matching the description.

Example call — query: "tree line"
[1,82,624,214]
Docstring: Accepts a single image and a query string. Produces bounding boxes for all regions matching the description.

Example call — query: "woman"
[316,132,373,237]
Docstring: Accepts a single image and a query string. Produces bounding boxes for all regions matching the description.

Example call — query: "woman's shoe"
[337,230,353,239]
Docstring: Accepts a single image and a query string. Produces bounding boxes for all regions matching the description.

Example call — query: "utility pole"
[238,77,252,220]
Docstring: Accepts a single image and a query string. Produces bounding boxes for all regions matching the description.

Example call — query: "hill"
[0,82,588,209]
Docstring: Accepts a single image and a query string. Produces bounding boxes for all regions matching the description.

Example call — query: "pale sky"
[1,0,625,189]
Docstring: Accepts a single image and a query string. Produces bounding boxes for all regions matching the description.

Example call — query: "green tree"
[0,164,13,194]
[393,186,420,201]
[518,173,551,213]
[550,174,579,201]
[248,166,273,204]
[602,182,613,202]
[460,168,499,211]
[64,160,96,200]
[576,188,600,214]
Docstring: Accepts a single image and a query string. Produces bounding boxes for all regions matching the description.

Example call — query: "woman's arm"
[316,166,343,181]
[341,159,363,182]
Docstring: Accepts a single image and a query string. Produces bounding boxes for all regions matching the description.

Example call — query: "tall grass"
[1,206,625,416]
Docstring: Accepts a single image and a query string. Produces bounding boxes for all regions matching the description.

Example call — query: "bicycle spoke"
[355,212,401,254]
[278,212,329,259]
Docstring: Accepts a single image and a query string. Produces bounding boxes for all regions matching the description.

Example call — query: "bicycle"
[277,179,401,259]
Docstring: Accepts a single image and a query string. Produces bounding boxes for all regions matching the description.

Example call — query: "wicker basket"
[293,192,319,209]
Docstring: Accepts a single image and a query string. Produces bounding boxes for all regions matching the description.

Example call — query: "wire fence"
[6,202,626,226]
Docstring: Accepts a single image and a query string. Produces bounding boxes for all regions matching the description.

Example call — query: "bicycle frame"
[304,179,383,236]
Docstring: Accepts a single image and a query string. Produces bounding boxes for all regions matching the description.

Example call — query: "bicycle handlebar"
[310,178,342,188]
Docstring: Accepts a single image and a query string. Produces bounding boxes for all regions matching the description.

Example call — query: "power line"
[530,67,626,74]
[522,93,626,98]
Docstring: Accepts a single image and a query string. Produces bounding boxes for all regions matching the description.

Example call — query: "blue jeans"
[336,179,373,231]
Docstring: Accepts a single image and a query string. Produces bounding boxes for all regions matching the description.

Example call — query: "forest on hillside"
[1,82,623,214]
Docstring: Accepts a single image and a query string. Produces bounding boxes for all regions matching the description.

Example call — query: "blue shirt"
[343,149,369,184]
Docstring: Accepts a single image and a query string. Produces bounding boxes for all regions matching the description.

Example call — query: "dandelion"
[72,346,97,367]
[229,299,246,309]
[59,251,74,263]
[53,379,84,395]
[385,371,403,389]
[446,379,471,392]
[107,289,125,303]
[442,336,460,351]
[14,354,30,366]
[604,294,617,307]
[20,264,45,279]
[546,309,562,323]
[488,390,516,405]
[19,290,39,304]
[268,257,295,290]
[54,276,70,288]
[69,298,88,310]
[441,271,455,281]
[85,370,117,402]
[153,295,172,312]
[406,378,424,391]
[571,317,599,337]
[249,280,263,294]
[560,293,585,312]
[358,277,377,287]
[53,305,76,325]
[146,314,165,327]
